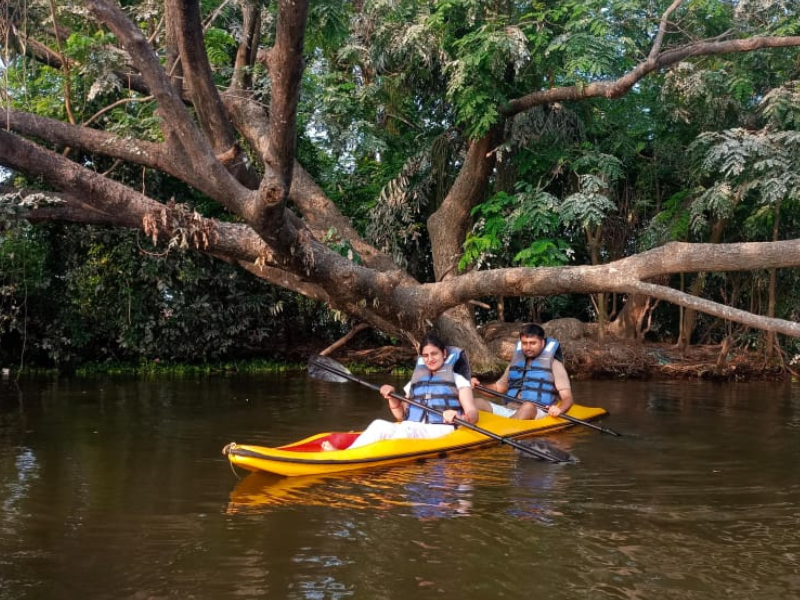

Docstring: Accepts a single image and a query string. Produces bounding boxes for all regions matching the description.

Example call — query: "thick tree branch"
[0,129,162,218]
[415,240,800,337]
[3,186,339,305]
[265,0,309,191]
[0,131,282,274]
[230,1,261,92]
[236,260,330,303]
[84,0,199,148]
[224,94,401,273]
[0,128,384,316]
[5,18,151,95]
[1,108,165,170]
[166,0,258,187]
[428,127,502,282]
[504,35,800,116]
[649,0,685,60]
[242,0,310,242]
[0,110,248,219]
[623,280,800,337]
[168,0,237,158]
[4,186,363,316]
[2,185,283,272]
[84,0,246,204]
[290,168,404,274]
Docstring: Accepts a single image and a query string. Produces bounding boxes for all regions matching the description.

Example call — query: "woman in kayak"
[337,332,479,450]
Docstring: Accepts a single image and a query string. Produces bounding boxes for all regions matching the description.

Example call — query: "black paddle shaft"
[308,355,569,463]
[474,384,622,436]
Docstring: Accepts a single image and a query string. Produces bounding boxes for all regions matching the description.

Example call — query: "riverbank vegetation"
[2,0,800,379]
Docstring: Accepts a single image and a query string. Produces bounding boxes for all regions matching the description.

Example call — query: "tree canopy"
[2,0,800,368]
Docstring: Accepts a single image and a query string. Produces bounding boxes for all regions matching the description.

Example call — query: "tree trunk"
[676,218,728,351]
[425,129,503,370]
[587,226,606,340]
[434,306,505,373]
[676,272,706,351]
[606,293,653,340]
[765,201,781,360]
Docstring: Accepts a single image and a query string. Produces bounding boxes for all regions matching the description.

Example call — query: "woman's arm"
[453,386,479,424]
[380,384,407,421]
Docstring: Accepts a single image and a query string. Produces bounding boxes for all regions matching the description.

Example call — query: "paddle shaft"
[309,358,564,462]
[474,384,622,436]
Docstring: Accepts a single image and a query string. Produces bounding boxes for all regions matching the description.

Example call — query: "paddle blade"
[515,440,579,463]
[308,354,353,383]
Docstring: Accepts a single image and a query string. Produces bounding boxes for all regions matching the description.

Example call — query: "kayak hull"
[222,405,609,477]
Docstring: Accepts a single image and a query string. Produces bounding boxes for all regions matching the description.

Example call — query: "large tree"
[2,0,800,368]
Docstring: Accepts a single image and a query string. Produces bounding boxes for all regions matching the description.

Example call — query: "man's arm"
[472,366,511,394]
[549,360,573,416]
[470,366,510,413]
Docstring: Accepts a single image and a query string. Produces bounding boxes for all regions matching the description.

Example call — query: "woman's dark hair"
[419,332,447,353]
[519,323,546,339]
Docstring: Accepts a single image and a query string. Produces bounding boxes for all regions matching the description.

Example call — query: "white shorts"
[488,401,546,420]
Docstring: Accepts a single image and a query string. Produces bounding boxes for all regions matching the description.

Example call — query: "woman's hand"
[383,385,405,419]
[547,404,562,417]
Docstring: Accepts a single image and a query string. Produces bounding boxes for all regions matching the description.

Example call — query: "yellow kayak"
[222,404,608,477]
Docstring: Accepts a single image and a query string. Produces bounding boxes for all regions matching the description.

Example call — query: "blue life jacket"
[506,338,562,406]
[407,346,469,424]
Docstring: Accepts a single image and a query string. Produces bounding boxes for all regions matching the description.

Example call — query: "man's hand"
[442,409,459,423]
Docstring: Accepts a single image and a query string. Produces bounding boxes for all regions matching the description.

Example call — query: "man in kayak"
[338,332,479,450]
[471,323,573,420]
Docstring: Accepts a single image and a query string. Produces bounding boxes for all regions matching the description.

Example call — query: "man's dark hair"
[519,323,546,339]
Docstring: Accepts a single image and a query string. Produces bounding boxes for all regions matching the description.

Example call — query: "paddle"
[473,383,623,436]
[308,354,577,463]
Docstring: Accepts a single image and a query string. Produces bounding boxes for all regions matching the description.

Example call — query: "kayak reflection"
[227,456,500,516]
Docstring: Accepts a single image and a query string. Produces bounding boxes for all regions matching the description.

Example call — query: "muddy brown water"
[1,375,798,599]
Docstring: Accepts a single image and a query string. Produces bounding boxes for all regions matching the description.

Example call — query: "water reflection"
[225,443,587,530]
[0,447,39,537]
[228,456,490,517]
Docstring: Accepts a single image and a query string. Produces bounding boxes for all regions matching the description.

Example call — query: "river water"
[0,374,798,599]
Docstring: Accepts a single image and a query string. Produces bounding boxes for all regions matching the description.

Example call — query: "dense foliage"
[0,224,353,369]
[2,0,800,370]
